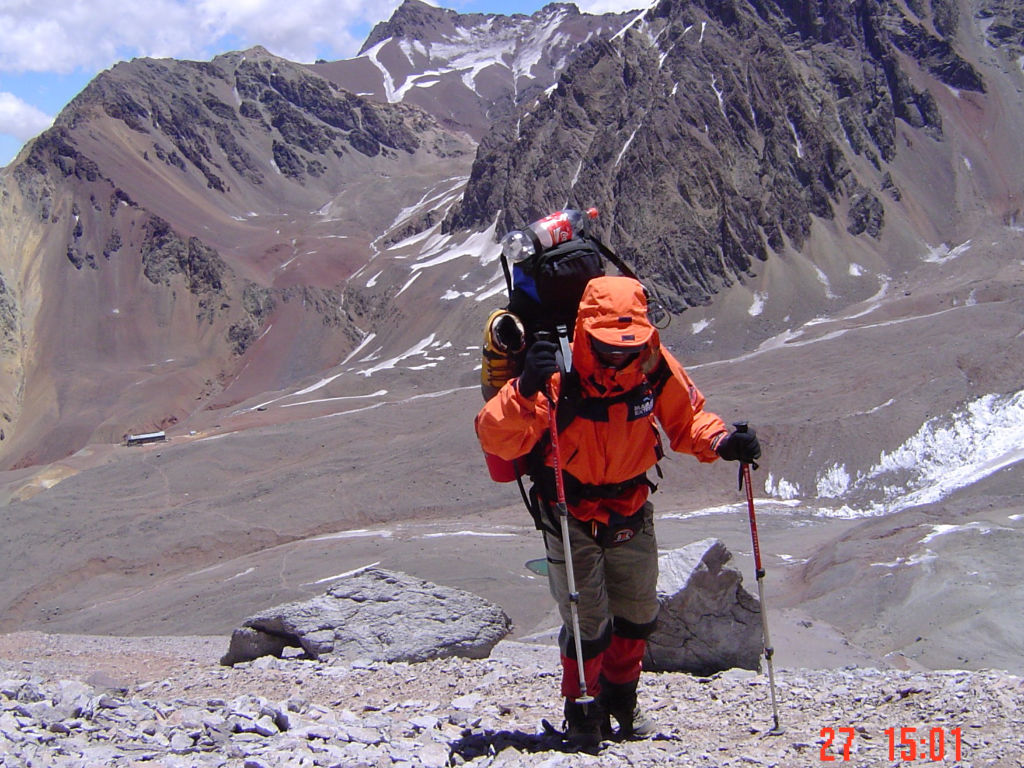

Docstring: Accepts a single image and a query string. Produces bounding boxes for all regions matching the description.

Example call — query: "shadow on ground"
[449,722,684,760]
[448,724,578,760]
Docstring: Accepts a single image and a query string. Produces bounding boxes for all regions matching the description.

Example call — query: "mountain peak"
[359,0,466,55]
[358,0,586,56]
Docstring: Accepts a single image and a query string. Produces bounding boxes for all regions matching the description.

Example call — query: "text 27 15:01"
[820,726,963,762]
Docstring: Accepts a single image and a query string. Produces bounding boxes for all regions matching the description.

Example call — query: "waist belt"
[537,467,654,506]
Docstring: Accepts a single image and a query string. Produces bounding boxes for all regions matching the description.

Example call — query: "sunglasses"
[590,338,644,369]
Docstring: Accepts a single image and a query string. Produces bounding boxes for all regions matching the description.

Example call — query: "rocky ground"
[1,632,1022,767]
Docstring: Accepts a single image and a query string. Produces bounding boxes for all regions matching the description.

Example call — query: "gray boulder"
[644,538,763,675]
[221,567,512,666]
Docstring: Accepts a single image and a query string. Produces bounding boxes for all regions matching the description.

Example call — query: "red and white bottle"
[528,207,598,250]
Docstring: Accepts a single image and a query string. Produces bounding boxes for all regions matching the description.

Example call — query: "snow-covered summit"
[312,0,630,139]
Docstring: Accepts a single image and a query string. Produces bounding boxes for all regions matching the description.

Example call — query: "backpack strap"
[534,466,655,509]
[523,354,670,514]
[583,235,640,281]
[583,236,671,328]
[554,351,670,430]
[499,251,514,297]
[646,352,672,395]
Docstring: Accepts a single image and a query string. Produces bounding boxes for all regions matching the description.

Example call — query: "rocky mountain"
[0,0,1022,707]
[312,1,629,139]
[0,44,477,468]
[447,0,1024,317]
[0,1,636,471]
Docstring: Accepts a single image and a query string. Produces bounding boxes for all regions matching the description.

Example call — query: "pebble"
[1,649,1023,767]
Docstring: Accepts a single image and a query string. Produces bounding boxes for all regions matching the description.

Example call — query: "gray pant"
[544,501,660,655]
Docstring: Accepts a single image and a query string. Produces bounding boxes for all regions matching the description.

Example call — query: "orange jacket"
[475,276,728,524]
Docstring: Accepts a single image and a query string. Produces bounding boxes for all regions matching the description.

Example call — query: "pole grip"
[743,462,765,574]
[547,385,568,514]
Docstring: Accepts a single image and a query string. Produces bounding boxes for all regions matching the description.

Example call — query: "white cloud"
[0,0,400,74]
[577,0,653,14]
[0,92,53,140]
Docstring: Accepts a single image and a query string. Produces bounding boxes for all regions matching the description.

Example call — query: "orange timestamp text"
[819,725,964,762]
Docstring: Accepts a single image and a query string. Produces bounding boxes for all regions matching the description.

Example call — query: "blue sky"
[0,0,643,168]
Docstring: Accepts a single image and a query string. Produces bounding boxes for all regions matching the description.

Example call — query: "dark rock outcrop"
[140,215,227,296]
[0,275,18,354]
[445,0,986,309]
[976,0,1024,61]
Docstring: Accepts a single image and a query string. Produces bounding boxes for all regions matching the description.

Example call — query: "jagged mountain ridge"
[0,45,479,468]
[313,1,630,139]
[447,0,1024,317]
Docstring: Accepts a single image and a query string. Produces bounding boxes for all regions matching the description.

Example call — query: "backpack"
[507,237,606,344]
[481,208,650,401]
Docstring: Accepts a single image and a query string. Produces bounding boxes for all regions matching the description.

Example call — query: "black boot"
[600,678,656,740]
[563,698,609,751]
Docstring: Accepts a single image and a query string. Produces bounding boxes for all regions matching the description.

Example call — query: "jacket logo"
[630,392,655,420]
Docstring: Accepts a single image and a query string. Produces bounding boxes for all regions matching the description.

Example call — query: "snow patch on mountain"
[357,334,448,377]
[615,125,641,166]
[748,292,767,316]
[511,10,570,82]
[923,240,972,264]
[816,464,851,499]
[814,265,836,298]
[857,390,1024,507]
[363,5,588,104]
[918,521,1013,544]
[765,473,801,500]
[771,390,1024,518]
[411,222,500,272]
[611,2,654,41]
[870,550,939,568]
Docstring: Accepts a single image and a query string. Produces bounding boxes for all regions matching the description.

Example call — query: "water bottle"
[528,207,598,250]
[501,207,599,263]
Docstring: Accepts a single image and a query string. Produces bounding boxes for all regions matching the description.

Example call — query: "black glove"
[517,341,559,398]
[716,427,762,463]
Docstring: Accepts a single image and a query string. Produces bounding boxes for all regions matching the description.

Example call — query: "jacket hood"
[573,276,659,390]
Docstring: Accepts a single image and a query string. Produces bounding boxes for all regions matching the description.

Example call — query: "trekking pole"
[548,379,594,706]
[735,422,784,735]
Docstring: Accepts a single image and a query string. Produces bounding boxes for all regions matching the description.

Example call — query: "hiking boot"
[601,679,656,740]
[563,698,608,751]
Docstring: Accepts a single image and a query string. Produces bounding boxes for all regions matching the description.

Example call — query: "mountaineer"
[475,275,761,749]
